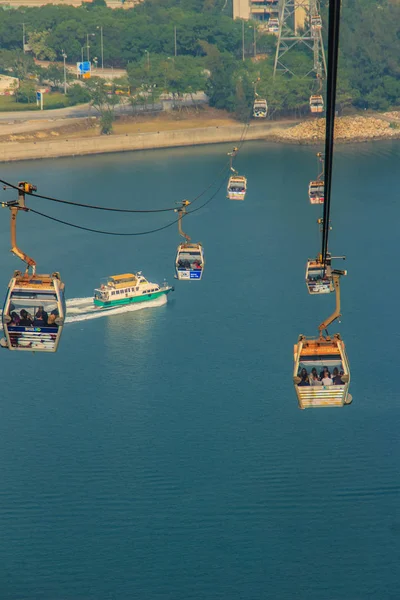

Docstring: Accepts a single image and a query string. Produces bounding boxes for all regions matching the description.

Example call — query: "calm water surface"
[0,140,399,599]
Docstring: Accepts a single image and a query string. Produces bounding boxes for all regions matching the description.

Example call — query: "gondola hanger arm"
[7,183,38,275]
[318,273,345,337]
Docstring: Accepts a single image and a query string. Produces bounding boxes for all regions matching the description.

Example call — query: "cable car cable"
[321,0,341,265]
[0,161,229,214]
[26,174,228,237]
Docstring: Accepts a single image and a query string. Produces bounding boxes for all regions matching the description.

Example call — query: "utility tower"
[273,0,326,79]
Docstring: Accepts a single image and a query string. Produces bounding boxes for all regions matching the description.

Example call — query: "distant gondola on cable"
[294,273,352,409]
[306,257,333,294]
[253,98,268,118]
[309,94,324,113]
[308,152,324,204]
[306,247,346,294]
[311,15,322,31]
[308,181,324,204]
[174,200,204,281]
[227,175,247,201]
[268,18,279,34]
[227,147,247,200]
[0,182,66,352]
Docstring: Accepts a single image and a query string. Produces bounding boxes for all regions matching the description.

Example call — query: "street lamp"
[96,25,104,70]
[144,49,150,70]
[86,32,95,63]
[242,20,245,61]
[62,50,67,94]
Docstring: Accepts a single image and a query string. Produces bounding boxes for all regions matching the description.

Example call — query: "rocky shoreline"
[271,114,400,144]
[0,113,399,163]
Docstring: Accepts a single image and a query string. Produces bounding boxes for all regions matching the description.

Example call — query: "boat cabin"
[306,260,334,294]
[94,272,157,303]
[1,271,66,352]
[309,95,324,113]
[293,334,352,408]
[308,180,324,204]
[227,175,247,201]
[175,243,204,280]
[253,99,268,118]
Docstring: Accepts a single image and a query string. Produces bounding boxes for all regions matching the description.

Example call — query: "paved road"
[0,94,209,122]
[0,104,93,122]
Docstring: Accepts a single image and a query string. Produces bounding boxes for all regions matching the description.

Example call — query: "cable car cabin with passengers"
[253,99,268,118]
[308,180,324,204]
[293,334,351,409]
[268,18,279,33]
[306,259,334,294]
[310,95,324,113]
[227,175,247,201]
[1,271,66,352]
[175,243,204,280]
[311,15,322,30]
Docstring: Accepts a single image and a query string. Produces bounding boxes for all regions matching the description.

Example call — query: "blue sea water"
[0,140,399,599]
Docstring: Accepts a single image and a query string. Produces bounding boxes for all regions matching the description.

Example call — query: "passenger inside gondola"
[177,252,203,271]
[297,361,345,386]
[34,306,48,327]
[8,296,59,329]
[19,309,33,326]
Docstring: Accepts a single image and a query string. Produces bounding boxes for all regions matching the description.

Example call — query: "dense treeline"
[0,0,399,114]
[0,1,273,65]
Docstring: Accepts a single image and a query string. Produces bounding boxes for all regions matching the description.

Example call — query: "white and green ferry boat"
[93,272,174,309]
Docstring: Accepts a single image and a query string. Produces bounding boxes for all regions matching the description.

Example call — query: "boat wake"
[0,295,167,331]
[65,295,167,324]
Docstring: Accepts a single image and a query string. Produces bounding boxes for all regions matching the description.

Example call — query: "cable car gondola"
[253,99,268,118]
[311,15,322,31]
[174,200,204,281]
[227,175,247,201]
[309,94,324,113]
[294,274,352,409]
[2,271,66,352]
[227,147,247,200]
[268,18,279,33]
[306,257,334,294]
[308,180,324,204]
[0,182,66,352]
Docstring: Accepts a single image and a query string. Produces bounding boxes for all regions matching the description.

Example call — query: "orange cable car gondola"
[174,200,204,281]
[294,273,352,409]
[1,182,66,352]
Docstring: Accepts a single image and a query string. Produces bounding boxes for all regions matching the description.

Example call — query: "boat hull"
[93,288,172,309]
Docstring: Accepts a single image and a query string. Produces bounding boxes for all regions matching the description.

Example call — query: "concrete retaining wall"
[0,123,290,163]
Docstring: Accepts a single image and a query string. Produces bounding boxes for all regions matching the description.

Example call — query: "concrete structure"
[0,122,297,163]
[0,0,142,8]
[233,0,279,25]
[0,75,18,96]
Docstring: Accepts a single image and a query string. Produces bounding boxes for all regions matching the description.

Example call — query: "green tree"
[27,31,56,61]
[84,77,120,134]
[0,49,36,81]
[45,63,66,89]
[67,83,91,105]
[15,81,37,104]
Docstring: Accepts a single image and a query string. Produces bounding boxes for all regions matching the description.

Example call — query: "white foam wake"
[65,294,167,324]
